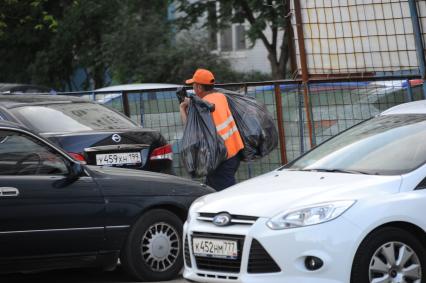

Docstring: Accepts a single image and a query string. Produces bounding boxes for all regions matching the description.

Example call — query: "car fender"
[103,195,197,251]
[342,190,426,269]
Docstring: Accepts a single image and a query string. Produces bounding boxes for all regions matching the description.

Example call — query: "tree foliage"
[0,0,120,89]
[0,0,267,90]
[173,0,295,79]
[0,0,59,84]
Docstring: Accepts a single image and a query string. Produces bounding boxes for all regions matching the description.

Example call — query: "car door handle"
[0,187,20,197]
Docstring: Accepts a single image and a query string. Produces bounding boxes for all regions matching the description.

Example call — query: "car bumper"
[183,216,362,283]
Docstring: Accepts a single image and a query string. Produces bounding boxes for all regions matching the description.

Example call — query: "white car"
[183,100,426,283]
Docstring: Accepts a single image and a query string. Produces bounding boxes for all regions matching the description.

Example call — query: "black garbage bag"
[219,88,278,161]
[180,95,227,177]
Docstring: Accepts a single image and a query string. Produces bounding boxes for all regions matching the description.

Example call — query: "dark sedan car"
[0,94,173,174]
[0,121,213,281]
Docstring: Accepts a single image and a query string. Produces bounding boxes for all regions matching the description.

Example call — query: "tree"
[103,0,174,84]
[0,0,60,84]
[0,0,121,90]
[0,0,270,90]
[103,1,259,84]
[31,0,121,89]
[173,0,295,79]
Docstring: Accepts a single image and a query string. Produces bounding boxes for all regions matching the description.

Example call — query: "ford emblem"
[213,213,232,227]
[112,134,121,143]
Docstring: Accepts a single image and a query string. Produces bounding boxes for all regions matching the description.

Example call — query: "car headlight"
[187,195,206,222]
[266,200,356,230]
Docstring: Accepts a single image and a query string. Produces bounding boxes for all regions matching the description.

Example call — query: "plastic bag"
[180,96,227,177]
[219,88,278,161]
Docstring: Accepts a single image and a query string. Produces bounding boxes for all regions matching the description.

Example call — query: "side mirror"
[54,162,84,188]
[68,162,84,180]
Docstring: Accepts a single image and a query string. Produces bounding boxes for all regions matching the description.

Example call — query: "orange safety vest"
[203,92,244,159]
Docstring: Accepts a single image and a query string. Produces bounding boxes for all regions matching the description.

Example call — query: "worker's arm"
[179,97,190,124]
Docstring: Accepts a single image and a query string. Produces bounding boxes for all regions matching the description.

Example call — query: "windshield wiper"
[298,168,374,175]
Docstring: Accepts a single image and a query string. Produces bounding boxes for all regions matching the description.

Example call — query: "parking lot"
[2,0,426,282]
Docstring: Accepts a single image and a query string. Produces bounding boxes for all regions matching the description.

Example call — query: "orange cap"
[185,69,215,85]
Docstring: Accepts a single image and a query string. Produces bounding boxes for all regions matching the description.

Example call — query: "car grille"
[192,232,245,273]
[248,239,281,273]
[184,235,192,267]
[197,212,258,225]
[196,273,238,280]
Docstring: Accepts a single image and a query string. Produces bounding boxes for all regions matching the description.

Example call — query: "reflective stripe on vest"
[216,115,235,131]
[220,125,238,141]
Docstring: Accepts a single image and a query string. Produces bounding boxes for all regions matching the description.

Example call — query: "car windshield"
[285,114,426,175]
[11,102,138,133]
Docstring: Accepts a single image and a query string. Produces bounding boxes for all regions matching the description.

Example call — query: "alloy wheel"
[369,241,422,283]
[140,222,180,272]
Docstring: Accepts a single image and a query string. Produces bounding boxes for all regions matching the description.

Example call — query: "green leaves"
[42,13,57,31]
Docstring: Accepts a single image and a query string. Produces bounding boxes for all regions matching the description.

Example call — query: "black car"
[0,121,213,281]
[0,94,173,174]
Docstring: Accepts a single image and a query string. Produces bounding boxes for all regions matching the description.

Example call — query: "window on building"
[220,27,233,52]
[235,24,246,50]
[209,2,247,52]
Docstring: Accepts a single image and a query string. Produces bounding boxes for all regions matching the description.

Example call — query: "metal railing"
[57,0,426,182]
[60,75,424,182]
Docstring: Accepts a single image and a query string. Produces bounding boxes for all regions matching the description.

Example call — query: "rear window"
[11,103,138,133]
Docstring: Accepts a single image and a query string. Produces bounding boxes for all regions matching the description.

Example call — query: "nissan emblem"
[112,134,121,143]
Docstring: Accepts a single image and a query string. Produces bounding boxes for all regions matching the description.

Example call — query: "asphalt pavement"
[0,267,190,283]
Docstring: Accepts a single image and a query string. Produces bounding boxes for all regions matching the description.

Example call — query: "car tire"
[351,226,425,283]
[121,209,183,282]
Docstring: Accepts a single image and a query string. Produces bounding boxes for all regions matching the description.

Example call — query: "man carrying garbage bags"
[179,68,278,191]
[179,69,244,191]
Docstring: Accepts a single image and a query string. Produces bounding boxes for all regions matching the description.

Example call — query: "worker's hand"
[180,97,190,111]
[179,97,190,124]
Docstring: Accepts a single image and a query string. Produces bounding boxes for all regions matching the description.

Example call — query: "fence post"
[306,83,316,146]
[293,0,315,148]
[298,85,305,154]
[405,80,414,102]
[122,91,131,117]
[274,83,288,164]
[408,0,426,99]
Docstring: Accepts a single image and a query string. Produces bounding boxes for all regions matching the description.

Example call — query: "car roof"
[0,94,91,109]
[0,83,52,93]
[381,100,426,115]
[95,83,180,92]
[0,120,29,130]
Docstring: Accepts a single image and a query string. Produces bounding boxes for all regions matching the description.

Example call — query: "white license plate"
[192,238,238,259]
[96,152,141,165]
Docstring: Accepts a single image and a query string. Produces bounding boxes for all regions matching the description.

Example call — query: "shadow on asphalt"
[0,266,141,283]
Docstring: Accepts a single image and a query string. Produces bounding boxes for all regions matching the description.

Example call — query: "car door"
[0,128,105,259]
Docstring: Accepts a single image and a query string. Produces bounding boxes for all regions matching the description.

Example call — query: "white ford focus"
[183,100,426,283]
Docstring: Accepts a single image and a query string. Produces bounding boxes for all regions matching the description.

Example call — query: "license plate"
[96,152,141,165]
[192,237,238,259]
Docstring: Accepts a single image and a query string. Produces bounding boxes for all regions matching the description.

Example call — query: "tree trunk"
[93,64,105,89]
[269,58,284,79]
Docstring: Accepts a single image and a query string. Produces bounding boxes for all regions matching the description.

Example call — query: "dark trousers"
[206,154,241,191]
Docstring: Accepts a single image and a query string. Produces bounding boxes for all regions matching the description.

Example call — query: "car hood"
[86,165,213,197]
[197,170,402,218]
